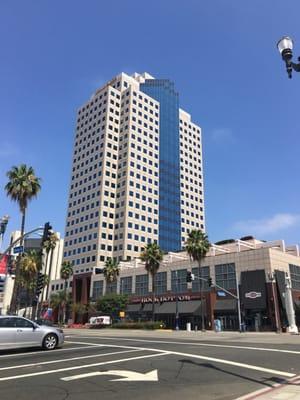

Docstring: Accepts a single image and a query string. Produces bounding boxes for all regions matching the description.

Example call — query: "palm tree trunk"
[63,279,67,324]
[10,210,26,314]
[151,273,155,322]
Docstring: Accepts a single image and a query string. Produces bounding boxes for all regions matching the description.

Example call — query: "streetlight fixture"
[277,36,300,78]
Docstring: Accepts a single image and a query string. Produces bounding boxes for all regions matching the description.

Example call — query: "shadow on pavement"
[178,359,286,388]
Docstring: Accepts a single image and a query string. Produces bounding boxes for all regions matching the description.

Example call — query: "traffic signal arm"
[192,274,238,299]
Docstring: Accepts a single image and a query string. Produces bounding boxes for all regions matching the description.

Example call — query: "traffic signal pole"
[188,273,242,332]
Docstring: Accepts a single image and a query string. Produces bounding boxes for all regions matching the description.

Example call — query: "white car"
[0,315,64,350]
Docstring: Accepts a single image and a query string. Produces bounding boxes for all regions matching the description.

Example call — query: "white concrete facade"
[63,72,204,268]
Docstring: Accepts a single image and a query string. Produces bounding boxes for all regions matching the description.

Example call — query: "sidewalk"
[236,376,300,399]
[64,327,300,345]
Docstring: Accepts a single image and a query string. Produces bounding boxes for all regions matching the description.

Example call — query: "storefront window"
[289,264,300,290]
[120,276,132,294]
[171,269,187,292]
[215,263,236,290]
[135,274,149,295]
[106,281,117,294]
[154,271,167,294]
[92,280,103,300]
[192,266,210,291]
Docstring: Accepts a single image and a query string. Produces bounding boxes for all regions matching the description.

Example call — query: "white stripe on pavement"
[0,345,100,359]
[169,350,295,378]
[65,340,295,379]
[0,352,169,382]
[0,349,140,371]
[72,335,300,355]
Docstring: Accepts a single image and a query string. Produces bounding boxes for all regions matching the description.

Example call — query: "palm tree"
[185,230,210,330]
[72,302,87,324]
[43,233,58,271]
[42,232,58,300]
[19,250,41,316]
[60,261,73,323]
[20,250,41,280]
[140,242,163,321]
[50,291,70,325]
[5,164,41,312]
[103,258,120,293]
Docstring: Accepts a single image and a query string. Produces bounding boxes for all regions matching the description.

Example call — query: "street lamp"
[277,36,300,78]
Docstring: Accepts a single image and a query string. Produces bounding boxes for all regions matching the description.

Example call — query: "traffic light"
[7,255,16,275]
[36,272,45,296]
[42,222,52,244]
[186,271,195,282]
[208,277,213,287]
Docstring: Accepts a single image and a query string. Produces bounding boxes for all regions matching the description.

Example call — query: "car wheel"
[43,333,58,350]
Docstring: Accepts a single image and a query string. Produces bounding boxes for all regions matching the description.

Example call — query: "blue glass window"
[140,79,181,252]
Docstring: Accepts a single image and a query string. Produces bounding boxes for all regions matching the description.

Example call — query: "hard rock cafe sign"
[140,295,191,303]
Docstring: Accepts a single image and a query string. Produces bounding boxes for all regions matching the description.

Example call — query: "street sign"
[217,291,226,297]
[13,246,24,254]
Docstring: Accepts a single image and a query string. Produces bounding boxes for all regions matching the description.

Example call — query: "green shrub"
[111,321,165,330]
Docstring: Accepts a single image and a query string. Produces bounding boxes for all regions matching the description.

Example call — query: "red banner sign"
[0,255,8,275]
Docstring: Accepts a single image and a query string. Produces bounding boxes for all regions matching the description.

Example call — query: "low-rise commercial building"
[49,237,300,331]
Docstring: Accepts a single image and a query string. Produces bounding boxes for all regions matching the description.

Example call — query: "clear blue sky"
[1,0,300,249]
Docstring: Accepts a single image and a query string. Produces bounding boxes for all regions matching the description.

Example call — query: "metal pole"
[200,269,205,331]
[175,270,179,330]
[235,269,242,332]
[269,273,280,333]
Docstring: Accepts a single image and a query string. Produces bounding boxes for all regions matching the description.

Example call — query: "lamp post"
[277,36,300,78]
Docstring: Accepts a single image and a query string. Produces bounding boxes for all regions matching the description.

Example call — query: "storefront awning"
[214,299,237,311]
[155,300,204,315]
[126,304,141,312]
[127,301,205,315]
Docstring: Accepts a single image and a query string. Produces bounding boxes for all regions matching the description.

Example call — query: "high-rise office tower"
[63,72,205,267]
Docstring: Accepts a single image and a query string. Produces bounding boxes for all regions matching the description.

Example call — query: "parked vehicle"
[0,316,64,350]
[89,315,111,327]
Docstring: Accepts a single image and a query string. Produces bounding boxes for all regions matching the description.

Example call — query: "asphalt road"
[0,330,300,400]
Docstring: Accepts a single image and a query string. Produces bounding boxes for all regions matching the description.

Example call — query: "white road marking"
[65,340,169,353]
[62,369,158,382]
[66,340,295,379]
[0,352,168,382]
[169,350,295,378]
[0,349,140,371]
[0,345,99,359]
[0,339,295,382]
[73,335,300,356]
